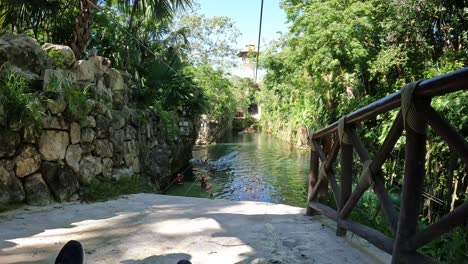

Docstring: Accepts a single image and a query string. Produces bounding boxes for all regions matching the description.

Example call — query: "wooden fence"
[306,67,468,263]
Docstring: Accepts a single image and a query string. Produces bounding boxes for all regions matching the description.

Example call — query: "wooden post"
[392,100,428,263]
[306,145,320,216]
[337,137,353,236]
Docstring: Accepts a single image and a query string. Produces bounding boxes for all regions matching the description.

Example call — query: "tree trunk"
[71,0,97,59]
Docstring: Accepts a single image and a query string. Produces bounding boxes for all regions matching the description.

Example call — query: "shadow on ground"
[0,194,390,264]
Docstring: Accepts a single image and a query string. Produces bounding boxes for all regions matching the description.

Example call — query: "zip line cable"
[83,0,237,195]
[255,0,264,83]
[84,0,209,110]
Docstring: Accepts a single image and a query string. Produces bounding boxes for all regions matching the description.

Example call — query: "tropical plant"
[0,67,45,129]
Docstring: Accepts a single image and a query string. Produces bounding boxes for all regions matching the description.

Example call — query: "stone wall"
[195,115,232,145]
[0,34,195,207]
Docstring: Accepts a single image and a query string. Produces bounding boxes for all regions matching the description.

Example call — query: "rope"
[357,160,374,189]
[401,81,425,134]
[318,162,327,181]
[337,116,352,145]
[183,176,201,196]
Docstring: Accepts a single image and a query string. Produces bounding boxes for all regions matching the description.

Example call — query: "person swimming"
[176,174,184,185]
[200,176,208,187]
[208,165,216,173]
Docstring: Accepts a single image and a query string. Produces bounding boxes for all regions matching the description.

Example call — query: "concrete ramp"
[0,194,390,263]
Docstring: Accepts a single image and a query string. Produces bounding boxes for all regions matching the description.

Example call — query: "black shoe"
[55,240,85,264]
[177,260,192,264]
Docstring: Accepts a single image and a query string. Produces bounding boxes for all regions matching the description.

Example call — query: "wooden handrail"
[312,67,468,139]
[306,67,468,264]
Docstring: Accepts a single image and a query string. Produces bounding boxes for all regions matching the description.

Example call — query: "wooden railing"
[306,68,468,263]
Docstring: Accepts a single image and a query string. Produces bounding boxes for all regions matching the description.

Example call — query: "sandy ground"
[0,194,390,264]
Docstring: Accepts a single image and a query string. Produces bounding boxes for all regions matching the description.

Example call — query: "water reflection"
[166,132,310,208]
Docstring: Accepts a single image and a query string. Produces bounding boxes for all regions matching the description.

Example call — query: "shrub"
[0,66,45,129]
[81,175,158,202]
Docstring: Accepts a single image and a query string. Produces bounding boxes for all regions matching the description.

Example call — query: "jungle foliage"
[259,0,467,262]
[0,0,248,131]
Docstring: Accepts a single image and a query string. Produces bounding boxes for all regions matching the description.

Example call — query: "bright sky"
[196,0,289,50]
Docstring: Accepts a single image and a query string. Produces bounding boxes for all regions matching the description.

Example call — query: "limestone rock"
[79,155,102,184]
[94,139,113,158]
[112,110,127,130]
[105,68,124,91]
[101,158,113,178]
[81,128,95,143]
[125,125,137,140]
[0,34,50,74]
[41,162,79,202]
[89,56,111,75]
[0,130,20,158]
[113,152,125,168]
[70,122,81,144]
[132,157,141,173]
[94,101,112,118]
[111,129,125,153]
[81,116,96,128]
[73,60,95,81]
[0,100,5,127]
[81,143,95,154]
[96,77,112,103]
[43,69,65,91]
[95,115,112,139]
[42,43,76,68]
[128,108,140,128]
[65,144,82,172]
[47,98,67,114]
[14,146,41,178]
[0,159,25,206]
[39,130,69,161]
[112,90,128,109]
[42,116,69,130]
[112,168,133,181]
[124,140,138,166]
[22,128,40,145]
[24,173,52,206]
[3,64,41,83]
[143,146,171,180]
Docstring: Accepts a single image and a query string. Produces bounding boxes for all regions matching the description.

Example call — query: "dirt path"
[0,194,390,263]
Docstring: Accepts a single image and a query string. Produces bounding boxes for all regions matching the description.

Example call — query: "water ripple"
[166,133,310,208]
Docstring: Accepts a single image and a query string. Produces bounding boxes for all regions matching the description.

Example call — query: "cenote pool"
[166,132,310,208]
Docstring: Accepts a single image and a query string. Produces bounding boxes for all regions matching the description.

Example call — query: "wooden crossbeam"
[312,140,340,208]
[418,104,468,167]
[403,202,468,251]
[348,129,400,235]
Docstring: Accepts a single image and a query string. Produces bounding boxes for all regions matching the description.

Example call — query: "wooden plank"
[392,116,427,264]
[372,112,404,170]
[312,67,468,139]
[348,129,399,235]
[311,203,436,263]
[338,218,394,255]
[337,140,353,236]
[403,202,468,251]
[306,148,320,216]
[400,252,440,264]
[339,183,369,219]
[312,141,340,208]
[419,104,468,167]
[372,170,399,235]
[311,202,395,255]
[325,138,340,170]
[309,201,339,220]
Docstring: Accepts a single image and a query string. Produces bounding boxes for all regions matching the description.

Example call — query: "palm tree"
[71,0,193,59]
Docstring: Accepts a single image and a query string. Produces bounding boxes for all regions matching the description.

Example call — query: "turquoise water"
[166,132,310,207]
